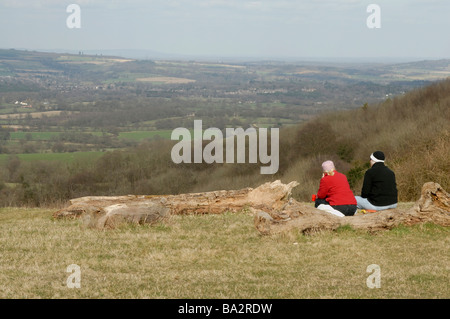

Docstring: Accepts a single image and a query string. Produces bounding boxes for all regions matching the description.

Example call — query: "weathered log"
[53,180,449,233]
[254,182,450,235]
[53,180,299,229]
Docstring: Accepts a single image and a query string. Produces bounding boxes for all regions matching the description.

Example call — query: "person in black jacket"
[355,151,398,211]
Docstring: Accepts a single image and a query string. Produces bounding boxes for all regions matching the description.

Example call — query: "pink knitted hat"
[322,160,335,172]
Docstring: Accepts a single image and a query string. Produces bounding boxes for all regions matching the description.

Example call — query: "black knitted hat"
[370,151,385,162]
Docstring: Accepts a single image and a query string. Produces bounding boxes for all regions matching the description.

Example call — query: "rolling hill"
[0,49,449,206]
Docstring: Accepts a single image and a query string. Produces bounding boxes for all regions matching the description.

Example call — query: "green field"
[0,207,448,299]
[0,151,105,164]
[7,130,173,141]
[9,131,61,140]
[118,130,173,140]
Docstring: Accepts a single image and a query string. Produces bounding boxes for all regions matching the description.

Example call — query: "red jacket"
[317,171,356,206]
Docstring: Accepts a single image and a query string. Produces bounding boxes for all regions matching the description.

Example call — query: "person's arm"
[317,177,329,199]
[391,170,398,202]
[360,170,372,198]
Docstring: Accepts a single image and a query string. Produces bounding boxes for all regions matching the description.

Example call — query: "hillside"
[272,78,450,202]
[0,49,449,206]
[0,78,448,206]
[186,78,450,202]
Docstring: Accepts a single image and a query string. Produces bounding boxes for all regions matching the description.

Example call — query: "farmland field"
[7,130,174,141]
[0,111,78,119]
[136,76,196,84]
[118,130,173,140]
[0,151,105,164]
[9,131,61,140]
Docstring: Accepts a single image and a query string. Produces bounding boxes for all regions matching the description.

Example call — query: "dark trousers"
[315,198,357,216]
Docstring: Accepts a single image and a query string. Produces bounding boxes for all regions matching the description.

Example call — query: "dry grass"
[0,207,448,299]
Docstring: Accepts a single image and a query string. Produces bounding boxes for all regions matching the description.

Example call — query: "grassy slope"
[0,206,448,299]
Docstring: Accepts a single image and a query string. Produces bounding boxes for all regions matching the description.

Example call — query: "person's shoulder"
[385,165,396,174]
[365,166,375,174]
[321,173,336,183]
[373,163,387,170]
[335,171,347,178]
[333,171,349,182]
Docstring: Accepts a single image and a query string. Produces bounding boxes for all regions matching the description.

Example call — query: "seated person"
[314,160,357,217]
[355,151,398,211]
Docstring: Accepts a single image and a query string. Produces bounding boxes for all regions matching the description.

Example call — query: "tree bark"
[53,180,299,229]
[53,180,449,233]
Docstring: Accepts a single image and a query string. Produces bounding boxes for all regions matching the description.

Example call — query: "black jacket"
[361,162,398,206]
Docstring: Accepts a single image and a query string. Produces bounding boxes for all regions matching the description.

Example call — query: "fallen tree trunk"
[53,180,299,229]
[53,180,449,233]
[254,182,450,235]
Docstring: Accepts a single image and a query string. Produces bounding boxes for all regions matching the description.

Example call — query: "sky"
[0,0,449,61]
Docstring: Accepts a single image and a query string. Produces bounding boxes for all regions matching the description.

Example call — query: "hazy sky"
[1,0,449,60]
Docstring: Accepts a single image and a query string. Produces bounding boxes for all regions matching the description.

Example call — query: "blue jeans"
[355,196,397,211]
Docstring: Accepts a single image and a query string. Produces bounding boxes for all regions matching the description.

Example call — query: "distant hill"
[2,48,450,83]
[0,48,133,77]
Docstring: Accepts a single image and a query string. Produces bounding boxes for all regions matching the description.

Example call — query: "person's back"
[315,160,357,216]
[361,162,397,206]
[356,151,398,211]
[318,171,357,206]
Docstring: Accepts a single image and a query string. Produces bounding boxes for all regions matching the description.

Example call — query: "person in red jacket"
[314,160,357,216]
